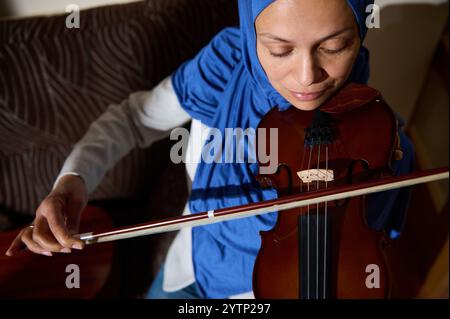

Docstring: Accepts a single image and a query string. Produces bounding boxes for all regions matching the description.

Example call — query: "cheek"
[322,47,361,80]
[322,58,354,80]
[266,63,290,83]
[257,45,290,83]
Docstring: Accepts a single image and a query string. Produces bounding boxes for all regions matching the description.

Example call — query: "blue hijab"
[172,0,377,298]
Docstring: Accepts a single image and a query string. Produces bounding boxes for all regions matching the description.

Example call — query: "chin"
[289,99,324,112]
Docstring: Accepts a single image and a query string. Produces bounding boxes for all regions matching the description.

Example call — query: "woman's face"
[256,0,361,111]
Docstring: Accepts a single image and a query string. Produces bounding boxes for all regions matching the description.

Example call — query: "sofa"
[0,0,238,298]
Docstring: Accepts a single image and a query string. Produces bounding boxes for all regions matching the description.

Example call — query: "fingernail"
[42,251,53,256]
[72,243,83,250]
[60,248,71,253]
[5,251,12,256]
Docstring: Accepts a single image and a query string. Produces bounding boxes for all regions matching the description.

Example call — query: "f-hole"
[335,159,370,208]
[275,163,293,194]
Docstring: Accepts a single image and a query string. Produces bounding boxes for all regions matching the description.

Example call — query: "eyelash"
[269,47,346,58]
[269,50,293,58]
[320,47,346,55]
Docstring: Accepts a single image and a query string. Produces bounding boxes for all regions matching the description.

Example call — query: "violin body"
[253,84,399,298]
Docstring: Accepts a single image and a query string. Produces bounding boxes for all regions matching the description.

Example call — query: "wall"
[366,0,448,124]
[0,0,141,18]
[408,28,448,210]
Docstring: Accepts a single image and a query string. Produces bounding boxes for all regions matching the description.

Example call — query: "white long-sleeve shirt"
[53,76,254,298]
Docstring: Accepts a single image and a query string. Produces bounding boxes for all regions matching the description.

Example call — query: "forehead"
[255,0,357,39]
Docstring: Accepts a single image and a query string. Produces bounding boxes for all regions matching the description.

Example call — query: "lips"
[290,89,326,102]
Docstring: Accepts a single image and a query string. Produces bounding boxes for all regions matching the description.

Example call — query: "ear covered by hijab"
[239,0,375,111]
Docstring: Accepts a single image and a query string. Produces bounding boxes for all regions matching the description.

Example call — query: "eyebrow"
[258,27,355,44]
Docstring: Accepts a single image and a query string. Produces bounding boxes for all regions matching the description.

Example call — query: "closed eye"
[320,47,346,54]
[269,50,293,58]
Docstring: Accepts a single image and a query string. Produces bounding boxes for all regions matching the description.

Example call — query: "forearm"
[54,76,191,194]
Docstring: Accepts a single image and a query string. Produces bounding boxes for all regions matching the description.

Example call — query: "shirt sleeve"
[171,27,241,127]
[53,76,191,194]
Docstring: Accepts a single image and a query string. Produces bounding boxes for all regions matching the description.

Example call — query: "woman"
[6,0,414,299]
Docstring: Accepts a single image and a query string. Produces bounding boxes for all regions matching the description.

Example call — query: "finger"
[65,198,85,250]
[40,197,79,249]
[33,217,71,253]
[21,227,53,256]
[5,229,26,256]
[66,203,81,235]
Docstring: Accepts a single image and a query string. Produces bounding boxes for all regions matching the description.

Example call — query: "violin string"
[316,143,321,299]
[298,139,305,298]
[306,140,314,299]
[300,142,307,201]
[299,136,307,298]
[299,140,305,298]
[323,146,329,299]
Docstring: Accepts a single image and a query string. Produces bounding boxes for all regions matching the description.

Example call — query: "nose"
[295,53,324,87]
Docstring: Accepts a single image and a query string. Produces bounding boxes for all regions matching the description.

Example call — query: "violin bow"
[76,167,448,245]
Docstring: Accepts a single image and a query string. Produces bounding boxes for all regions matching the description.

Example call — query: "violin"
[253,83,401,299]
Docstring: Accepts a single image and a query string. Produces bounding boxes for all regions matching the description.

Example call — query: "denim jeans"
[144,264,205,299]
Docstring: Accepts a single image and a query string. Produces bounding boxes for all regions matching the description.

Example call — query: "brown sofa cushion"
[0,0,238,217]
